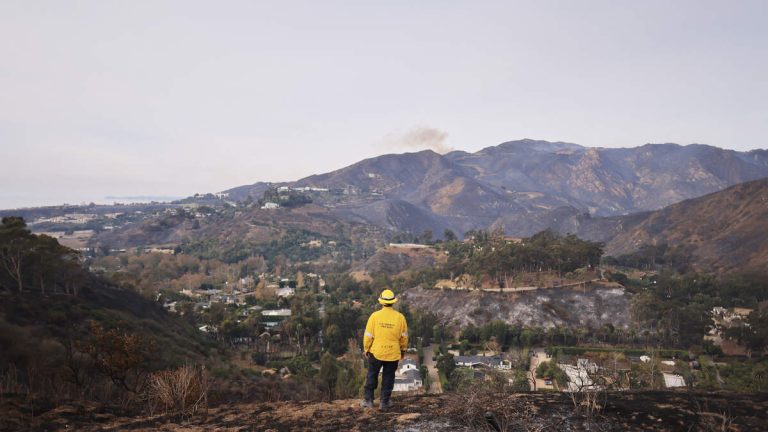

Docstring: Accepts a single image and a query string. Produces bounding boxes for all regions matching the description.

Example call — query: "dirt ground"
[3,391,766,431]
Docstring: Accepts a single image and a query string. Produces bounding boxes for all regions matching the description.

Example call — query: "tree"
[520,329,537,347]
[443,229,457,242]
[0,217,87,295]
[436,353,456,383]
[420,229,434,245]
[0,217,32,292]
[323,304,361,355]
[732,309,768,357]
[534,361,568,391]
[324,324,346,355]
[37,234,81,295]
[319,352,339,399]
[334,359,365,399]
[285,355,315,377]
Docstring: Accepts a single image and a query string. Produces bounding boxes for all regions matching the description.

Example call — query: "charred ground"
[2,391,766,431]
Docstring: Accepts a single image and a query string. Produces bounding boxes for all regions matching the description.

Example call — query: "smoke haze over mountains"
[379,127,454,155]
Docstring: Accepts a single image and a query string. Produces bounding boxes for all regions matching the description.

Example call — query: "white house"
[454,355,512,370]
[198,325,216,333]
[663,373,686,388]
[277,287,295,298]
[262,309,292,318]
[393,369,422,392]
[261,308,292,328]
[399,359,419,374]
[558,359,600,392]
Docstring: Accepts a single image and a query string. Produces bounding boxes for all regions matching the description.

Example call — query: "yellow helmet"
[378,289,397,305]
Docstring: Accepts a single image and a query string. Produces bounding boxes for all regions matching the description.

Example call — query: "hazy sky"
[1,1,767,209]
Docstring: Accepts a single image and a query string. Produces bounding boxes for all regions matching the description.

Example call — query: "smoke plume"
[380,126,453,154]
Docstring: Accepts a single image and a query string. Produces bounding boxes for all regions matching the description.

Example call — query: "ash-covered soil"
[402,285,630,329]
[2,391,766,431]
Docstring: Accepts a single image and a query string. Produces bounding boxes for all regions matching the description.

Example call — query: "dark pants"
[364,355,399,403]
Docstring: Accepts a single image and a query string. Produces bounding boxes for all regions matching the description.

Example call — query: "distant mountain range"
[81,139,768,273]
[226,139,768,237]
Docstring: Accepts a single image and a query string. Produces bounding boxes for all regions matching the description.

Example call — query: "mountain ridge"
[225,140,768,236]
[598,177,768,273]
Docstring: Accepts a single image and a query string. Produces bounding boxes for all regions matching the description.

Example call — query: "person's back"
[361,289,408,410]
[366,307,407,362]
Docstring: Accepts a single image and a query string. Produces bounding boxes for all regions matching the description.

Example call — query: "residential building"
[277,287,295,298]
[393,369,423,392]
[558,358,599,392]
[399,358,419,373]
[454,355,512,370]
[262,308,292,328]
[663,373,686,388]
[198,325,216,333]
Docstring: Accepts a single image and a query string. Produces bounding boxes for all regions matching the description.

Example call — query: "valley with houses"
[2,141,768,430]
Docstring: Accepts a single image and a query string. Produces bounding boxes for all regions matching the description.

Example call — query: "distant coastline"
[0,195,184,211]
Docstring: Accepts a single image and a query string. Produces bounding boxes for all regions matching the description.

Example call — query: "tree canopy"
[0,217,84,295]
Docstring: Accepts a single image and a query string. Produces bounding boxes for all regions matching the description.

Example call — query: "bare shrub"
[563,366,613,418]
[147,365,209,419]
[79,321,156,394]
[692,410,736,432]
[0,364,25,395]
[441,383,543,432]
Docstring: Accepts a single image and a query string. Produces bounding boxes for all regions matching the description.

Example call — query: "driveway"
[422,344,443,394]
[529,348,556,391]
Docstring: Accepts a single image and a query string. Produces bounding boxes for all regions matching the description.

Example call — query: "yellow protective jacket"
[363,306,408,361]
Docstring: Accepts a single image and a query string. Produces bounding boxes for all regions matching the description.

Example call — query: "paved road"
[422,344,443,394]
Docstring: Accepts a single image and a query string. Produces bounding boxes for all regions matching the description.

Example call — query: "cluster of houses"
[277,186,330,193]
[164,272,328,335]
[172,273,324,309]
[197,307,292,335]
[143,246,175,254]
[447,350,690,392]
[551,354,688,391]
[160,207,216,219]
[709,306,753,336]
[30,212,100,225]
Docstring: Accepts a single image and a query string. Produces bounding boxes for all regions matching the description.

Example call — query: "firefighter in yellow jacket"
[361,289,408,410]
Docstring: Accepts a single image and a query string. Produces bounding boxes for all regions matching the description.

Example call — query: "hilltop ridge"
[225,140,768,236]
[6,391,766,431]
[602,177,768,273]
